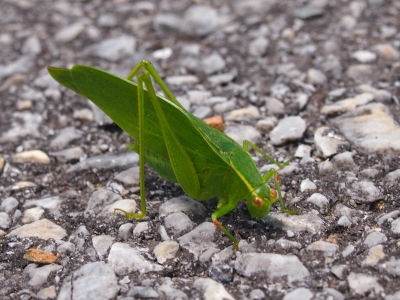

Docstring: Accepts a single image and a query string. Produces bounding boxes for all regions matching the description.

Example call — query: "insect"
[48,60,296,247]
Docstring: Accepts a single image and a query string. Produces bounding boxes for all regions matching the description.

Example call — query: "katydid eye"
[270,189,277,198]
[253,197,263,208]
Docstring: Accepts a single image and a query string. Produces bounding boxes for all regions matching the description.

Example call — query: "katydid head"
[247,184,277,219]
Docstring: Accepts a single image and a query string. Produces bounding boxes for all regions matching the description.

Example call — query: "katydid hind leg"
[125,60,184,110]
[211,200,240,248]
[243,140,289,169]
[114,73,147,220]
[141,71,201,198]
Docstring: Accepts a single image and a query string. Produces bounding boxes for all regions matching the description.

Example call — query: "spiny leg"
[263,169,297,215]
[125,60,185,109]
[114,72,147,219]
[243,140,288,169]
[211,200,239,248]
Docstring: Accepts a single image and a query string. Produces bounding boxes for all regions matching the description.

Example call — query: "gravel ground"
[1,0,400,299]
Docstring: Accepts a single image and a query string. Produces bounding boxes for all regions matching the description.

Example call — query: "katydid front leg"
[212,200,240,248]
[262,169,297,215]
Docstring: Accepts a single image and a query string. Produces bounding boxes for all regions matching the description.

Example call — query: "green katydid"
[48,60,296,247]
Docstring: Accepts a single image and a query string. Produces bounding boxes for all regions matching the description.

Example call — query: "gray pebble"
[201,53,226,75]
[157,278,188,300]
[166,75,199,86]
[159,196,207,219]
[235,252,310,283]
[73,108,94,121]
[97,14,117,27]
[342,244,355,258]
[57,241,76,255]
[338,216,352,227]
[21,207,45,224]
[307,68,327,85]
[265,97,285,115]
[362,245,385,267]
[349,181,383,204]
[351,50,377,63]
[377,210,400,226]
[50,127,83,150]
[249,37,269,57]
[373,43,400,61]
[225,124,261,145]
[379,257,400,276]
[386,291,400,300]
[331,264,348,280]
[192,105,212,119]
[164,211,195,236]
[212,246,234,265]
[295,144,312,158]
[133,222,149,236]
[347,272,384,295]
[364,231,387,248]
[283,288,313,300]
[178,222,217,259]
[24,264,63,288]
[108,242,163,275]
[181,5,219,36]
[199,247,220,263]
[300,178,317,192]
[54,22,86,43]
[293,6,324,19]
[275,238,302,250]
[118,223,134,240]
[314,126,349,157]
[67,152,138,173]
[208,72,236,86]
[208,264,233,284]
[0,197,19,213]
[314,288,345,300]
[331,151,357,171]
[270,116,306,145]
[50,147,85,163]
[346,64,375,82]
[13,150,50,164]
[128,286,160,298]
[158,225,170,241]
[391,218,400,234]
[321,93,375,115]
[306,240,339,257]
[92,235,115,259]
[22,36,42,55]
[58,262,119,299]
[226,106,260,122]
[153,241,180,264]
[264,211,324,234]
[193,278,235,300]
[0,112,42,142]
[249,289,266,300]
[0,212,11,229]
[7,219,67,240]
[83,35,137,61]
[306,193,329,212]
[0,56,35,79]
[23,196,63,217]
